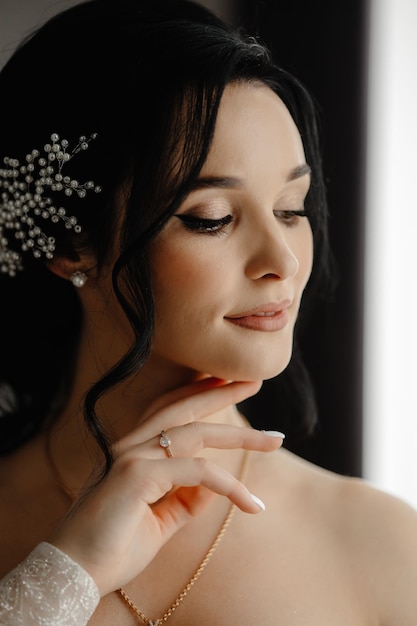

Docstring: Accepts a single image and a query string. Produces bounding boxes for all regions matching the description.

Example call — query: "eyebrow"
[190,163,311,191]
[287,163,312,181]
[189,176,243,191]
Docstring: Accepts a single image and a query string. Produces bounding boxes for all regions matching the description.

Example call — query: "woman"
[0,1,416,624]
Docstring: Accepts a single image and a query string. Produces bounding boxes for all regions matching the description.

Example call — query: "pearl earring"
[70,271,87,288]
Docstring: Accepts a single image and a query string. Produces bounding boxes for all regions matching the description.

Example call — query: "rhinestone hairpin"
[0,133,102,276]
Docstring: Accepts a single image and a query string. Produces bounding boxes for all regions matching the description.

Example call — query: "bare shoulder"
[262,445,417,526]
[258,447,417,625]
[336,468,417,537]
[335,469,417,624]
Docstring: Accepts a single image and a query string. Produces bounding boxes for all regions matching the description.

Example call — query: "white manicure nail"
[261,430,286,439]
[250,493,266,511]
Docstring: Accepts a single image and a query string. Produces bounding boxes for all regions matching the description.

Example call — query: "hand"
[50,379,284,596]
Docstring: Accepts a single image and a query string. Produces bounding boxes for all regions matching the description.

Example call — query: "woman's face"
[148,82,313,381]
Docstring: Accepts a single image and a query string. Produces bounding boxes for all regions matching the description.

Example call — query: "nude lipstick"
[224,301,291,331]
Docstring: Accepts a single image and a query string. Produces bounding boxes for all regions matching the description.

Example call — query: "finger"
[130,423,284,459]
[130,380,263,443]
[141,377,230,418]
[142,457,264,514]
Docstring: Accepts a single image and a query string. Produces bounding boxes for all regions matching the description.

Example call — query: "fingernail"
[261,430,285,439]
[250,493,266,511]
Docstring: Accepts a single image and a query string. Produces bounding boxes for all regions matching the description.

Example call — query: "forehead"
[202,82,306,178]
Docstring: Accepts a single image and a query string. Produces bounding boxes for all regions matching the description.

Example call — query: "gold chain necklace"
[44,428,250,625]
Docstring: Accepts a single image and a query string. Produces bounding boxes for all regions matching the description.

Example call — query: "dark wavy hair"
[0,0,333,474]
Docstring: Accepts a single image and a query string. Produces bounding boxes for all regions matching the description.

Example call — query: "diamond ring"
[159,430,173,458]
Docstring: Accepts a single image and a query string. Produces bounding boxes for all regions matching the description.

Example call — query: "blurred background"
[1,0,416,508]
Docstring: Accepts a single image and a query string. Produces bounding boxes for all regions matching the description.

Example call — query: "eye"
[274,209,310,227]
[176,214,233,235]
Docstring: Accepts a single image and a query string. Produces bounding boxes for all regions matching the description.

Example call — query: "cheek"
[150,240,222,311]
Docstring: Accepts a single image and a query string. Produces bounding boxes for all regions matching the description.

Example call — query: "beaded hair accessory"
[0,133,102,277]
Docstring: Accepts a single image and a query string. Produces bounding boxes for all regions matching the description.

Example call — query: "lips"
[224,300,292,331]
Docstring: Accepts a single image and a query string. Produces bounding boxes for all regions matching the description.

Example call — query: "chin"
[207,351,293,383]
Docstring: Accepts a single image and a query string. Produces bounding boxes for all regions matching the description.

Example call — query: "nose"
[244,219,300,281]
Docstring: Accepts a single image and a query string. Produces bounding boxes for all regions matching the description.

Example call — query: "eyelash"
[274,210,310,227]
[176,210,309,235]
[176,214,233,235]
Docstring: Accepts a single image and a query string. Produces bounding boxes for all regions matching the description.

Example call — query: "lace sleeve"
[0,542,100,625]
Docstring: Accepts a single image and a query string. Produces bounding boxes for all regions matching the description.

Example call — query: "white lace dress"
[0,542,100,625]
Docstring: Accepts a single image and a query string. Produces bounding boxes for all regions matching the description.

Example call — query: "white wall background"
[363,0,417,509]
[1,0,417,509]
